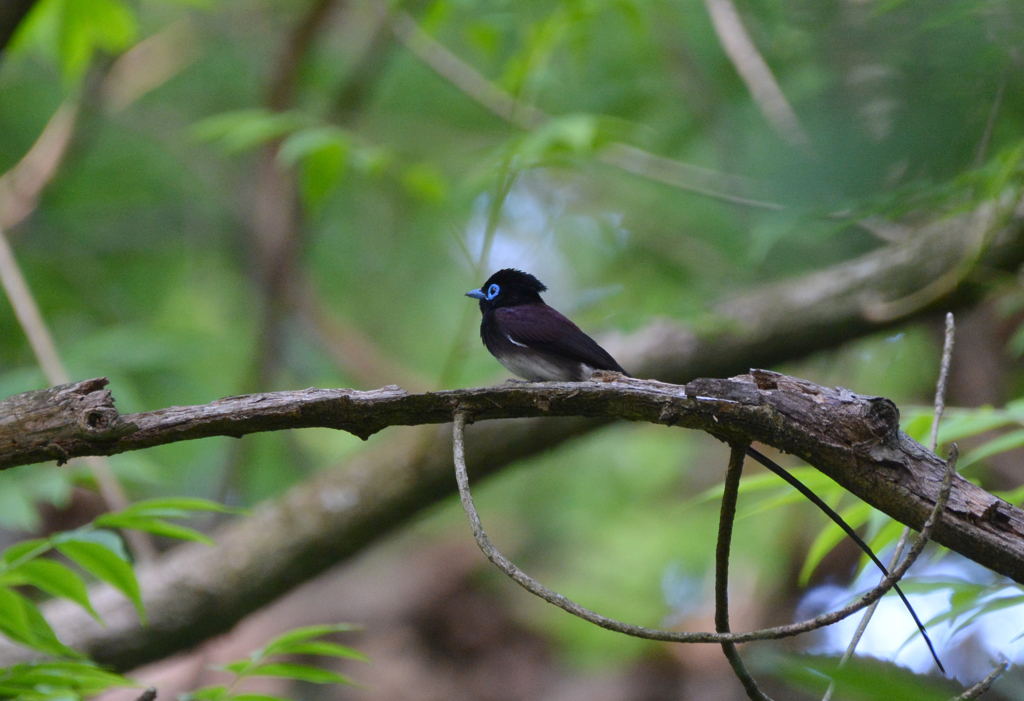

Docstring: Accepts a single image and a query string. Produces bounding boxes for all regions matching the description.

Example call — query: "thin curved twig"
[716,443,773,701]
[451,410,959,646]
[951,658,1009,700]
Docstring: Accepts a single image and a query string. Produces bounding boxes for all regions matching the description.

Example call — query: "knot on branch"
[64,380,134,440]
[0,378,137,467]
[78,406,120,436]
[864,397,900,440]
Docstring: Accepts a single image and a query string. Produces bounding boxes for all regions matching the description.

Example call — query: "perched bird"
[466,268,629,381]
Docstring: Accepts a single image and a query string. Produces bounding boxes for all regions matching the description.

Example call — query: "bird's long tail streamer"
[744,446,945,674]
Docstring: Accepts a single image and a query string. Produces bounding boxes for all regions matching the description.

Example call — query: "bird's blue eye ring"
[486,284,500,300]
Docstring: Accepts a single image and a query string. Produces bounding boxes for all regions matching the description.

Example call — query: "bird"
[465,268,629,381]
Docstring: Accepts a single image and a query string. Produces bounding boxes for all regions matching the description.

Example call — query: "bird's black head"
[466,268,547,310]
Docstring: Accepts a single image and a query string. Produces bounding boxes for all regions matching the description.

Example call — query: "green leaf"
[899,411,933,444]
[13,0,139,83]
[1,559,100,622]
[96,508,188,524]
[277,127,351,167]
[246,662,353,685]
[267,641,369,662]
[0,587,79,657]
[54,540,144,622]
[799,501,873,585]
[93,515,214,545]
[739,476,844,522]
[186,685,228,701]
[192,110,309,154]
[1,538,51,568]
[950,593,1024,636]
[401,163,448,204]
[2,661,135,694]
[936,407,1017,443]
[116,497,242,516]
[516,114,600,163]
[0,586,35,648]
[859,516,906,574]
[76,0,136,53]
[52,527,132,559]
[220,660,253,675]
[691,466,822,502]
[278,127,352,209]
[18,591,82,658]
[774,653,955,701]
[259,624,359,657]
[960,429,1024,469]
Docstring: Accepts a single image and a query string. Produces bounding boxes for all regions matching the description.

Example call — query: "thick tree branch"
[1,197,1023,671]
[2,371,1022,578]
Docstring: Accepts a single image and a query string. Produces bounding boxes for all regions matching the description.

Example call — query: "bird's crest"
[483,268,547,296]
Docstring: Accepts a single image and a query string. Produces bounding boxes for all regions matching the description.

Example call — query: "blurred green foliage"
[0,498,231,654]
[0,498,358,701]
[2,0,1024,693]
[767,652,960,700]
[186,624,366,701]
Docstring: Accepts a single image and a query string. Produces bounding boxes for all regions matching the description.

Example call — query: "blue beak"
[466,288,486,300]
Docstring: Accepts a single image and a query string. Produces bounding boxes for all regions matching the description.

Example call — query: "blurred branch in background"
[0,15,201,231]
[389,7,784,210]
[0,100,77,230]
[241,0,416,393]
[100,19,201,114]
[702,0,811,150]
[389,10,545,130]
[294,277,429,391]
[217,0,417,501]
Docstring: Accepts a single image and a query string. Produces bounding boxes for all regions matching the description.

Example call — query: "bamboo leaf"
[54,540,144,622]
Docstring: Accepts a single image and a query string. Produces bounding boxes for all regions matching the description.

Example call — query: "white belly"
[497,351,593,382]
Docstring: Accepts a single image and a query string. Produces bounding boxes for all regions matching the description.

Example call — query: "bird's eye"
[486,284,500,300]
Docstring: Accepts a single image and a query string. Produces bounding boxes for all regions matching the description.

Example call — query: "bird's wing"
[494,304,626,373]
